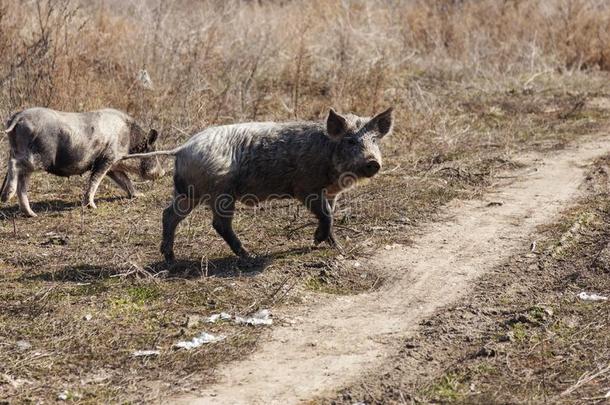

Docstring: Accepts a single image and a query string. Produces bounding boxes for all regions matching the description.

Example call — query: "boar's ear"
[147,129,159,145]
[368,107,394,139]
[326,108,348,140]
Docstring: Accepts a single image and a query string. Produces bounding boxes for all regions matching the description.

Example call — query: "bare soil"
[176,137,610,404]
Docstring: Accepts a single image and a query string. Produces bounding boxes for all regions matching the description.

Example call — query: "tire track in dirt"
[178,136,610,405]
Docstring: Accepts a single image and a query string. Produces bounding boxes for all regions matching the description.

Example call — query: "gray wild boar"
[0,108,165,217]
[125,107,393,262]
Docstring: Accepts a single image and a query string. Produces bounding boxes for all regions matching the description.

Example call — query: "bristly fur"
[160,107,394,261]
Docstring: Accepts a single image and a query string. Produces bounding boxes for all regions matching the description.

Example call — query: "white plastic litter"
[201,310,273,326]
[205,312,232,323]
[578,292,608,301]
[174,332,225,350]
[57,391,68,401]
[137,69,153,89]
[235,309,273,326]
[16,340,31,351]
[132,350,160,357]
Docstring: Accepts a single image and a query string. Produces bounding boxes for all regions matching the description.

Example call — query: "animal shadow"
[24,264,122,283]
[150,246,314,279]
[148,255,273,279]
[23,246,316,283]
[0,196,123,218]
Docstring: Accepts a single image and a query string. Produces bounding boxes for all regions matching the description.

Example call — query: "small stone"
[486,201,504,207]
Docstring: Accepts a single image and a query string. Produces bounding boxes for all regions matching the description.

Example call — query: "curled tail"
[121,147,182,160]
[4,111,21,134]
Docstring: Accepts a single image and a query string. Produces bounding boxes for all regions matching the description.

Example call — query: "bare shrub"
[0,0,608,140]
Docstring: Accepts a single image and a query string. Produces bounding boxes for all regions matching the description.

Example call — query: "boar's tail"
[121,147,182,160]
[4,111,21,134]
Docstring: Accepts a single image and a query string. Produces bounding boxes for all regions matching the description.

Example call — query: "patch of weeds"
[427,373,465,402]
[108,297,142,316]
[510,322,528,342]
[472,362,497,376]
[127,285,161,304]
[528,305,551,324]
[305,274,345,294]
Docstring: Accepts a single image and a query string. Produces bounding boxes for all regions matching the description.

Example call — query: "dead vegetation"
[1,0,610,402]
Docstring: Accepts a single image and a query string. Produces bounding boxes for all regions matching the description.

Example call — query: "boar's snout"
[140,157,166,180]
[362,160,381,177]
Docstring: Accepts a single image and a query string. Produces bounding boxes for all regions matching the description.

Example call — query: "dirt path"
[178,136,610,405]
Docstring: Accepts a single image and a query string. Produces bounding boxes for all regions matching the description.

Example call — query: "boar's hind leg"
[83,160,114,209]
[0,157,18,203]
[107,170,140,198]
[16,167,36,217]
[329,195,339,213]
[306,192,338,247]
[211,196,250,258]
[161,194,199,262]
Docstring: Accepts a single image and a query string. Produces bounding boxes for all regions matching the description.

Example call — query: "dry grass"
[1,0,610,402]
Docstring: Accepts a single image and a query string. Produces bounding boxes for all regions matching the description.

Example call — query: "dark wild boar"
[1,108,165,217]
[124,107,393,262]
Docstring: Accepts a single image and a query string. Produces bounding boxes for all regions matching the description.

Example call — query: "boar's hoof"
[238,249,254,260]
[163,251,176,264]
[237,252,262,269]
[313,226,326,245]
[23,210,38,218]
[83,200,97,209]
[314,227,339,248]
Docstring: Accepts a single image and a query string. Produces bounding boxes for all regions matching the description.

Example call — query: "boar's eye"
[347,137,359,146]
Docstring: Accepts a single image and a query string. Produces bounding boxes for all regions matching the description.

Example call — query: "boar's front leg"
[211,195,250,258]
[306,191,338,247]
[107,170,140,198]
[83,159,114,209]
